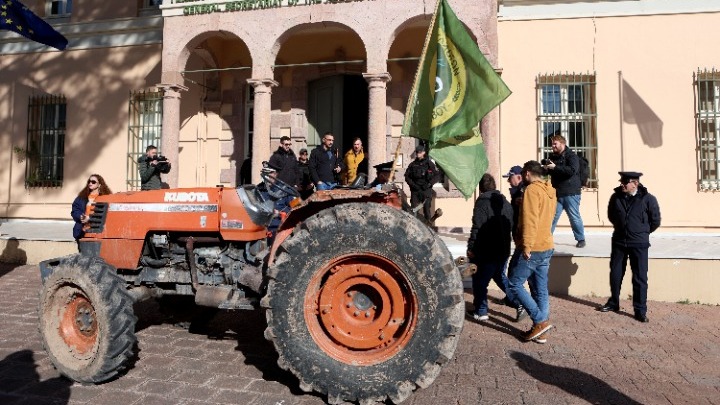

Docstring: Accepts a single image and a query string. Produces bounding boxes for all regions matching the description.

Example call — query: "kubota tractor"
[37,170,466,404]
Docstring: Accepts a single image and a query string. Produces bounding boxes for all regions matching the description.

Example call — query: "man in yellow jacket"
[508,160,557,343]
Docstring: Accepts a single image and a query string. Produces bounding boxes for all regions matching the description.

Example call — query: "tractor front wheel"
[38,255,137,383]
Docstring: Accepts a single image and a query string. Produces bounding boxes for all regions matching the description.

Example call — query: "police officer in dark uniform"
[404,145,439,221]
[368,161,393,189]
[599,171,661,323]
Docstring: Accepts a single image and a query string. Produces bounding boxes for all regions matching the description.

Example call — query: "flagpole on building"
[618,70,625,171]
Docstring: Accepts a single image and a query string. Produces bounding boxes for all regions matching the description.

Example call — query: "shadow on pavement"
[509,352,643,405]
[0,349,71,404]
[132,297,323,400]
[0,263,20,279]
[553,293,604,310]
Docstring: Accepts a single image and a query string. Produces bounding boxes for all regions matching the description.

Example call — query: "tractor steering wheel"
[261,170,300,198]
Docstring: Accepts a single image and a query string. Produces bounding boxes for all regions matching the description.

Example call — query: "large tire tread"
[263,203,464,404]
[39,254,137,384]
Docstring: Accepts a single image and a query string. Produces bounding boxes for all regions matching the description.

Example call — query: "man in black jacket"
[309,132,343,190]
[544,135,586,247]
[404,145,439,221]
[466,174,514,322]
[268,136,300,188]
[598,171,661,323]
[138,145,171,190]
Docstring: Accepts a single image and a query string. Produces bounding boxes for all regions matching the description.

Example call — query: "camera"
[151,155,168,162]
[541,159,552,166]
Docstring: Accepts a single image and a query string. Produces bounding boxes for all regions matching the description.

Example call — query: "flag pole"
[391,0,443,184]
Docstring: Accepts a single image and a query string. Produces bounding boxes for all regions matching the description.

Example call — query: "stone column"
[158,83,188,188]
[362,73,392,171]
[481,109,500,180]
[247,78,278,184]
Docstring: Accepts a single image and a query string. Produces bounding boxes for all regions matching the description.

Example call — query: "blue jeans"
[508,249,553,324]
[316,182,337,191]
[471,258,509,315]
[507,247,536,304]
[552,194,585,242]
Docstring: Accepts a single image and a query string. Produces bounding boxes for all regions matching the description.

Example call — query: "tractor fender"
[267,189,403,266]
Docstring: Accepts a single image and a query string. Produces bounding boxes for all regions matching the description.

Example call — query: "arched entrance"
[177,33,252,187]
[273,23,368,157]
[307,75,369,153]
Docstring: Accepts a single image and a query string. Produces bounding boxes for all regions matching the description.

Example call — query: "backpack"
[577,152,590,187]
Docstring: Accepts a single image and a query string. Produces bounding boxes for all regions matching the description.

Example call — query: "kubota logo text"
[164,192,210,202]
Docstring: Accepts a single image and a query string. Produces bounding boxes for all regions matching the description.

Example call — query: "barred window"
[127,89,163,190]
[537,73,598,188]
[48,0,72,16]
[25,94,66,188]
[695,69,720,190]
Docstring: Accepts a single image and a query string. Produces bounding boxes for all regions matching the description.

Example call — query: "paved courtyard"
[1,263,719,405]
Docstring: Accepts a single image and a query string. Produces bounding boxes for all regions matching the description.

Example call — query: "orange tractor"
[38,171,466,404]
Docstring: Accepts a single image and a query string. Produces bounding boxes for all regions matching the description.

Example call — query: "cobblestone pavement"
[1,263,719,405]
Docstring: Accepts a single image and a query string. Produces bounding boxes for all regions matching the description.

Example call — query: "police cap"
[618,171,643,181]
[373,161,394,172]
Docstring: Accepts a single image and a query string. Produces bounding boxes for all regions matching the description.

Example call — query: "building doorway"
[307,74,368,155]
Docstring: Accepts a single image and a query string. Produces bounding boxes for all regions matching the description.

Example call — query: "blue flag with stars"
[0,0,68,50]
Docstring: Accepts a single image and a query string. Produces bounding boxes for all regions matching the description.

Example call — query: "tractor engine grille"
[86,202,107,234]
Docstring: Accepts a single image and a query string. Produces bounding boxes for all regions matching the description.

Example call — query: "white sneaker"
[473,313,489,322]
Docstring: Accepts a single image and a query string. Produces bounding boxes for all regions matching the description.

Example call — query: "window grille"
[537,73,598,188]
[48,0,72,16]
[25,94,66,188]
[127,89,163,190]
[695,69,720,191]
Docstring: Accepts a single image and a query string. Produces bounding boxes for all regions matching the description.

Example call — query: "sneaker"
[473,313,489,322]
[576,240,586,248]
[523,321,553,341]
[515,305,528,322]
[534,330,549,344]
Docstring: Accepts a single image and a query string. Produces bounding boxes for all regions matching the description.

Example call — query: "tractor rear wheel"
[263,203,464,404]
[38,255,137,383]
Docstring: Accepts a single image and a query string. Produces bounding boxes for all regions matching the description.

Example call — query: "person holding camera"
[543,135,586,248]
[71,174,112,251]
[138,145,171,190]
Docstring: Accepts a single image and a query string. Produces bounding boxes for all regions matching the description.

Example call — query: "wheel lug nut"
[365,311,370,318]
[353,311,359,317]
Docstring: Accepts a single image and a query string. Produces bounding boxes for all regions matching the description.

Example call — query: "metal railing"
[25,94,66,188]
[695,68,720,190]
[537,72,598,188]
[127,89,164,191]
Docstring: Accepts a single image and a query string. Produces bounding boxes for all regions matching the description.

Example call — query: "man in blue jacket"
[599,171,661,323]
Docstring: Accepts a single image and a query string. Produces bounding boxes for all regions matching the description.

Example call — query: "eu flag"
[0,0,68,50]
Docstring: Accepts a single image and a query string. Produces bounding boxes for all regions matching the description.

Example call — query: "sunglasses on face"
[283,143,291,146]
[88,180,98,185]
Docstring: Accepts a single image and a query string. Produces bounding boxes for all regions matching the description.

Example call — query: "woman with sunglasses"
[71,174,112,250]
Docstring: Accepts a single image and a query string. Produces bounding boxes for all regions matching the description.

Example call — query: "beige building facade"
[1,0,720,233]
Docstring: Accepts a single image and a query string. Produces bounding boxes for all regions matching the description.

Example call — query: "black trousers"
[608,244,649,315]
[410,188,433,221]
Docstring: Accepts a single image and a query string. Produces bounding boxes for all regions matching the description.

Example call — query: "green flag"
[401,0,511,198]
[430,126,488,199]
